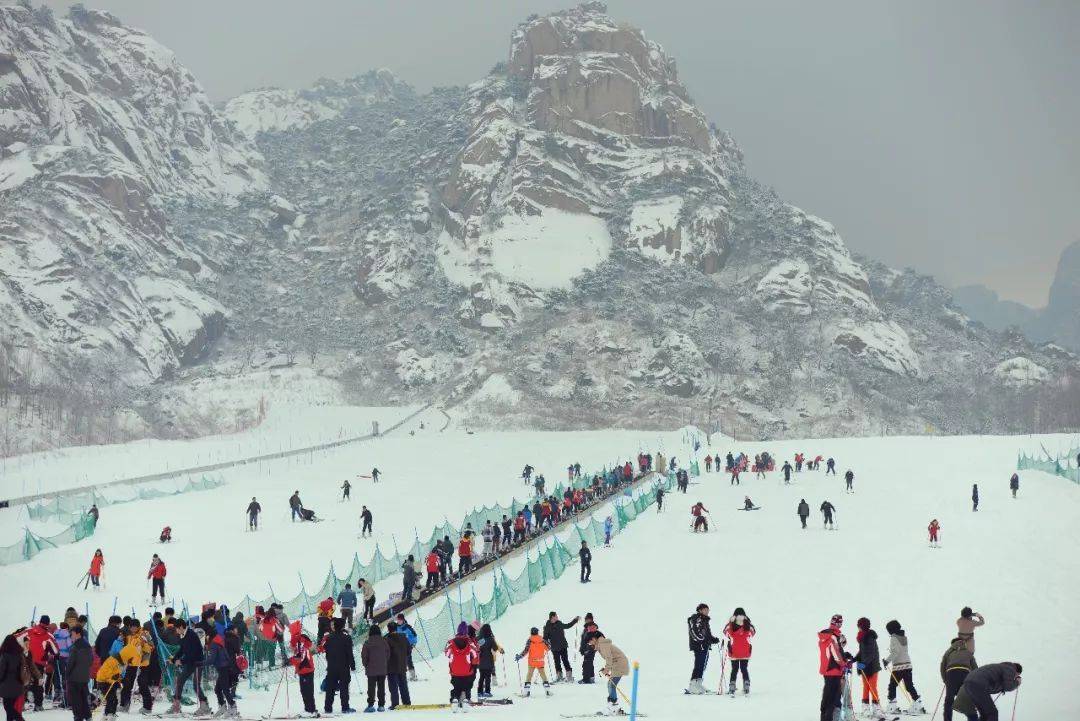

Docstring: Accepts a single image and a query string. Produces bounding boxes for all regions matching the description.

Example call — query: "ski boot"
[168,699,182,715]
[214,706,229,718]
[408,669,419,682]
[139,709,153,717]
[908,698,927,714]
[601,701,621,716]
[727,681,736,697]
[194,701,213,718]
[522,683,531,698]
[686,679,707,695]
[886,700,901,714]
[566,671,574,683]
[555,671,565,683]
[866,703,886,719]
[743,680,750,695]
[543,682,552,697]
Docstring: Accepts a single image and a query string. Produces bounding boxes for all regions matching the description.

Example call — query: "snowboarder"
[579,541,592,583]
[337,583,358,629]
[956,608,985,652]
[289,491,303,522]
[691,502,710,532]
[246,497,261,530]
[883,619,926,714]
[951,662,1021,721]
[854,617,884,718]
[782,461,793,484]
[818,614,852,721]
[89,549,104,588]
[820,500,836,529]
[742,496,758,511]
[656,486,665,512]
[928,519,941,547]
[826,458,836,475]
[940,637,978,721]
[797,499,811,529]
[845,469,855,493]
[723,608,755,695]
[515,628,551,696]
[543,612,579,682]
[1009,473,1019,498]
[372,467,381,483]
[686,604,719,694]
[147,554,167,605]
[589,632,628,716]
[972,484,979,512]
[341,479,351,501]
[361,506,373,538]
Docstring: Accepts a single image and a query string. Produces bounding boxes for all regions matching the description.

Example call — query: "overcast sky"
[43,0,1080,306]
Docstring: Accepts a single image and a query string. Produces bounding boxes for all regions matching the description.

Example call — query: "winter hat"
[530,627,539,635]
[470,620,482,631]
[830,614,843,628]
[885,620,902,635]
[857,617,871,631]
[456,621,469,636]
[39,615,50,625]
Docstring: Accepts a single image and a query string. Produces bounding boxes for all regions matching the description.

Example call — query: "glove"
[856,663,866,671]
[515,654,522,662]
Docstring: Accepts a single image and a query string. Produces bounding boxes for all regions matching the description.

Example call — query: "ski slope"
[2,423,1078,720]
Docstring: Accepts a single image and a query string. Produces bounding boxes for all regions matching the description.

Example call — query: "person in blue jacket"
[337,584,358,629]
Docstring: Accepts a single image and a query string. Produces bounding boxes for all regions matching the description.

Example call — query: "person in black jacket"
[798,499,811,529]
[323,618,355,713]
[384,622,411,709]
[542,612,579,683]
[168,620,208,714]
[971,484,979,512]
[854,618,884,715]
[579,541,592,583]
[952,662,1021,720]
[66,626,93,721]
[579,615,599,685]
[94,616,122,661]
[0,634,27,721]
[247,498,262,530]
[687,604,720,694]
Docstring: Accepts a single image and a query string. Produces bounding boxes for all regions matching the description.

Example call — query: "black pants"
[943,668,969,721]
[324,670,350,712]
[215,669,236,708]
[582,650,596,681]
[30,663,45,708]
[800,514,808,528]
[363,597,376,620]
[450,676,470,703]
[121,666,152,710]
[820,676,843,721]
[297,673,316,713]
[387,673,410,706]
[69,681,91,721]
[691,649,708,680]
[366,676,386,708]
[478,669,493,696]
[175,665,206,702]
[98,681,120,716]
[887,668,919,701]
[362,519,372,535]
[151,578,165,599]
[824,514,834,527]
[341,608,354,628]
[729,659,749,686]
[249,513,258,529]
[580,562,591,582]
[972,499,978,511]
[846,480,853,491]
[426,571,439,590]
[552,647,571,675]
[403,580,414,603]
[459,556,472,576]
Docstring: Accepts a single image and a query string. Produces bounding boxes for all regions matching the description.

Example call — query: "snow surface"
[1,421,1078,719]
[992,357,1049,387]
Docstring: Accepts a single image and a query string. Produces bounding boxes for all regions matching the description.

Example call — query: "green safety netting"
[1017,447,1080,484]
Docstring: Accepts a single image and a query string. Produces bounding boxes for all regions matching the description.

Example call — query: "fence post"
[629,662,640,721]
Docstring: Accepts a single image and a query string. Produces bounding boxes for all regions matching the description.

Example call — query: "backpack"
[235,653,249,672]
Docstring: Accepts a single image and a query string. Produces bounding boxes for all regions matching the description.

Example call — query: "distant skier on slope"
[845,469,855,493]
[247,497,262,530]
[820,500,836,529]
[147,554,167,605]
[341,479,351,501]
[797,499,811,529]
[704,455,712,473]
[972,484,979,512]
[782,461,793,484]
[1009,473,1019,498]
[522,464,534,484]
[928,519,941,547]
[826,457,836,475]
[360,506,373,538]
[742,496,758,511]
[655,486,665,512]
[579,541,592,584]
[691,502,710,532]
[371,467,381,483]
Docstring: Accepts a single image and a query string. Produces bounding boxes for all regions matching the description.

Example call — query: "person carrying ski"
[951,662,1021,721]
[956,608,985,652]
[589,632,628,715]
[797,499,811,529]
[337,583,358,629]
[818,614,853,721]
[940,637,978,721]
[883,620,925,714]
[972,484,979,512]
[579,541,593,583]
[341,479,351,501]
[289,491,303,522]
[854,617,884,718]
[246,497,261,530]
[322,617,355,713]
[686,604,719,694]
[782,461,793,483]
[928,519,941,547]
[691,502,709,532]
[845,470,854,492]
[360,625,389,712]
[820,500,836,529]
[147,554,167,605]
[360,505,373,538]
[1009,473,1019,498]
[543,612,580,683]
[89,550,104,588]
[724,608,754,695]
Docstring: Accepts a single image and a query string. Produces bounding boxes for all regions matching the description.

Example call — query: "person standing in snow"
[704,455,712,473]
[89,549,105,588]
[826,457,836,475]
[360,506,373,538]
[797,499,811,529]
[147,554,167,605]
[458,533,474,577]
[854,617,885,718]
[1009,473,1019,498]
[360,626,390,713]
[782,461,793,484]
[359,579,376,621]
[820,501,836,529]
[951,662,1021,721]
[655,486,665,512]
[603,516,614,546]
[476,624,503,700]
[337,583,358,629]
[589,632,629,715]
[939,637,978,721]
[883,620,925,714]
[322,617,355,713]
[246,497,262,530]
[371,467,381,483]
[402,556,418,604]
[341,480,351,501]
[723,608,755,695]
[289,491,303,522]
[818,614,853,721]
[543,612,580,683]
[845,469,855,493]
[515,628,551,696]
[972,484,979,512]
[447,630,479,710]
[579,541,592,583]
[956,608,985,652]
[691,502,710,532]
[686,604,719,694]
[384,622,411,709]
[579,615,599,685]
[928,519,941,547]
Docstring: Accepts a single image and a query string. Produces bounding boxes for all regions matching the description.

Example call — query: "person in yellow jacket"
[95,627,142,720]
[118,622,155,714]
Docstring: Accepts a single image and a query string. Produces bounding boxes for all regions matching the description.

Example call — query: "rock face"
[1036,240,1080,350]
[0,4,265,383]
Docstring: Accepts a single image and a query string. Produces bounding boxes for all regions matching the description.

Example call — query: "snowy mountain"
[2,1,1078,452]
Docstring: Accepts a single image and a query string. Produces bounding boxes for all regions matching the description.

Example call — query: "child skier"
[854,618,884,718]
[515,628,551,697]
[883,620,926,714]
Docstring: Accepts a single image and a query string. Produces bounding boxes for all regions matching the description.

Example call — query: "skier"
[603,516,613,546]
[245,497,262,531]
[66,625,93,721]
[322,617,355,714]
[445,628,478,712]
[686,604,719,694]
[588,632,628,716]
[208,626,240,717]
[951,662,1021,721]
[940,637,978,721]
[928,519,941,547]
[782,461,793,484]
[691,502,710,532]
[359,578,376,621]
[402,555,418,604]
[579,541,592,583]
[705,455,712,472]
[795,453,804,472]
[522,464,534,484]
[393,613,420,682]
[818,614,853,721]
[372,467,381,483]
[360,625,389,713]
[88,549,104,588]
[883,620,926,714]
[820,500,836,529]
[337,583,357,629]
[458,533,474,577]
[25,616,56,711]
[384,622,412,708]
[845,469,854,493]
[854,617,885,718]
[476,624,503,700]
[579,615,599,685]
[956,608,985,652]
[360,506,373,538]
[1009,473,1019,498]
[729,465,741,486]
[797,499,811,529]
[95,625,136,719]
[742,496,758,511]
[826,457,836,475]
[147,554,167,605]
[158,526,172,543]
[341,479,351,501]
[289,491,303,522]
[723,608,754,695]
[543,612,579,682]
[515,627,551,696]
[655,486,665,512]
[972,484,979,512]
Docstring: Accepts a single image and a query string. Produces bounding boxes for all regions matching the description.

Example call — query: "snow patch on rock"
[992,357,1048,387]
[830,320,921,377]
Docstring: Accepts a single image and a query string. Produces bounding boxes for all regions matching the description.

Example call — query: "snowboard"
[559,713,645,718]
[736,507,761,511]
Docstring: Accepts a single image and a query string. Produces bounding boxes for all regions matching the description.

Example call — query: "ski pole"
[1011,686,1019,721]
[514,658,523,692]
[76,572,90,589]
[267,666,286,718]
[929,684,945,720]
[890,670,915,704]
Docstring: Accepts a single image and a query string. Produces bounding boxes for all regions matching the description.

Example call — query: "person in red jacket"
[691,503,709,532]
[147,554,167,605]
[818,614,853,721]
[928,519,941,547]
[458,534,473,577]
[288,628,317,715]
[623,462,632,481]
[723,608,756,695]
[445,634,479,711]
[426,549,441,591]
[26,616,57,711]
[88,550,104,589]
